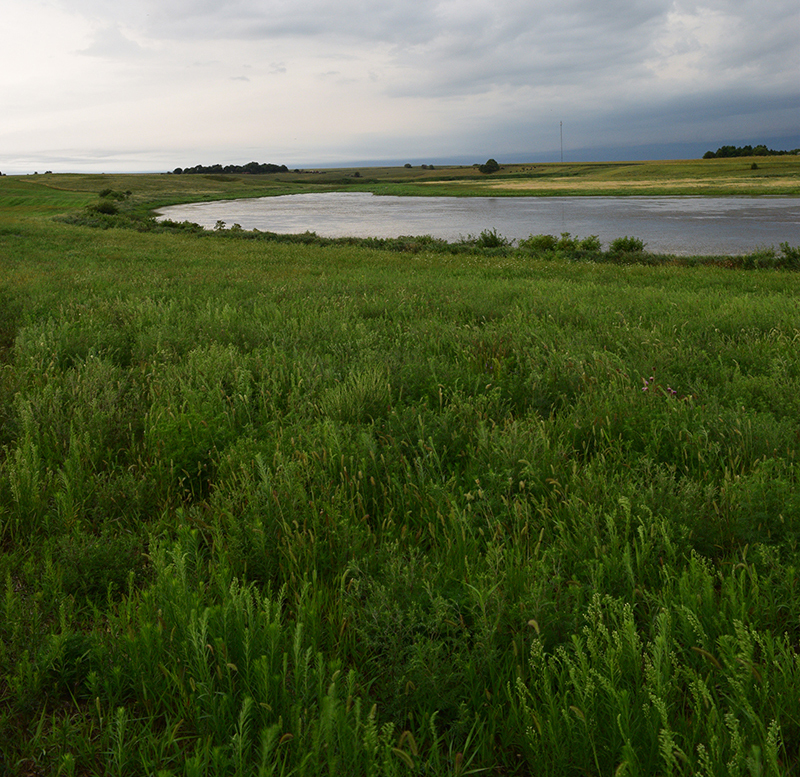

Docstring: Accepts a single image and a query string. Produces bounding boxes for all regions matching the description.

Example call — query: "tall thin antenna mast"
[560,121,563,163]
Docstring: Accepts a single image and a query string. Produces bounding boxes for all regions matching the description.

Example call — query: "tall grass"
[2,178,800,774]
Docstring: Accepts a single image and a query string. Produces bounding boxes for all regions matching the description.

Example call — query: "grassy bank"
[1,174,800,775]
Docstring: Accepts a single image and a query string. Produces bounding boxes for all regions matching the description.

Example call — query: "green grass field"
[1,168,800,775]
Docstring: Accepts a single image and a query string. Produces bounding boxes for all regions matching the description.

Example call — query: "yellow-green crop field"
[7,153,800,208]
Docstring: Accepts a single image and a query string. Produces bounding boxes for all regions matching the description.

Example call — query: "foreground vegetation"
[1,172,800,775]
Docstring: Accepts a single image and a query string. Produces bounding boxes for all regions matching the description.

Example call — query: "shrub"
[519,233,602,257]
[519,234,558,253]
[779,242,800,268]
[476,228,510,248]
[555,232,577,251]
[98,189,129,201]
[740,246,779,269]
[578,235,602,253]
[91,199,118,215]
[609,236,645,255]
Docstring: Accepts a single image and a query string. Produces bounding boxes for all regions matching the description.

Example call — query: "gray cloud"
[3,0,796,172]
[58,0,800,95]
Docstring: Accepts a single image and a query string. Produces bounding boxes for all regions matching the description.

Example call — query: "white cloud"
[79,24,148,58]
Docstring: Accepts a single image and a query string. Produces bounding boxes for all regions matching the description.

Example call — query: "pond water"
[156,192,800,256]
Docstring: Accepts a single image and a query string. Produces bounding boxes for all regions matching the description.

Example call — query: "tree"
[703,143,800,159]
[479,158,500,174]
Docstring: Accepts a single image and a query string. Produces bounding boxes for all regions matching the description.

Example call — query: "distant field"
[409,157,800,196]
[485,174,799,194]
[8,155,799,213]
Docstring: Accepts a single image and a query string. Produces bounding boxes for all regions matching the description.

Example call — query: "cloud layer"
[2,0,798,172]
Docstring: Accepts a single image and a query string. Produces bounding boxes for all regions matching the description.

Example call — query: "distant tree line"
[172,162,289,175]
[703,145,799,159]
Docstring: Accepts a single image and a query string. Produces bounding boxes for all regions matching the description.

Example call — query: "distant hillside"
[703,144,800,159]
[172,162,289,175]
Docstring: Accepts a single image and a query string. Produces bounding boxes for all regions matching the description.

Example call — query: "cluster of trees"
[172,162,289,175]
[703,144,800,159]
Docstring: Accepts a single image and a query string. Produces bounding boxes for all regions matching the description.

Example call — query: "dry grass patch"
[487,176,800,192]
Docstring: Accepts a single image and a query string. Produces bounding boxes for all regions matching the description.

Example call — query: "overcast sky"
[2,0,799,173]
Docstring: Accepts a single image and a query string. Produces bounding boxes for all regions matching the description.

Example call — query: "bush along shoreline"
[57,199,800,270]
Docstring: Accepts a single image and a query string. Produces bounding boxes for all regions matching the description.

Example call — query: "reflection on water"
[157,192,800,256]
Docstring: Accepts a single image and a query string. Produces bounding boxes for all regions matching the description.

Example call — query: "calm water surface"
[157,193,800,255]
